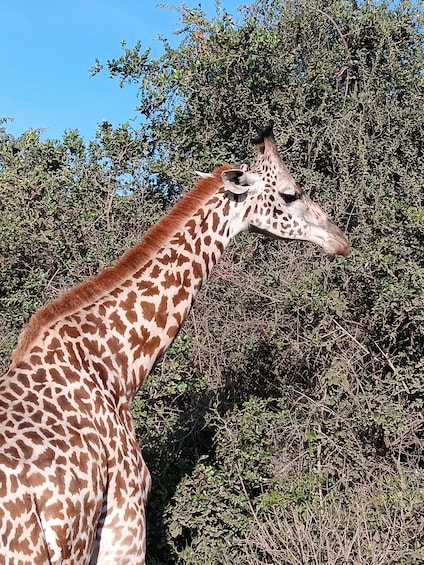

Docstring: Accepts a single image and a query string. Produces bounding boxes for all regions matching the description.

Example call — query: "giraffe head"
[222,125,350,256]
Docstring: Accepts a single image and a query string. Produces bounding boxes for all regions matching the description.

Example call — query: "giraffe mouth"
[316,223,351,256]
[303,200,351,256]
[323,238,351,257]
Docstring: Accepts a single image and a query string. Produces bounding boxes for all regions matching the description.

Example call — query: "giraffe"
[0,125,350,564]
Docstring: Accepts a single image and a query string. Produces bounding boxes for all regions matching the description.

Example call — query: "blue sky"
[1,1,246,141]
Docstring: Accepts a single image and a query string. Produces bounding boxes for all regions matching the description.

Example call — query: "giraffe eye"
[279,192,298,204]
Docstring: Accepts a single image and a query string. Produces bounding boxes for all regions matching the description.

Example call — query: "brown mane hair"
[11,165,231,366]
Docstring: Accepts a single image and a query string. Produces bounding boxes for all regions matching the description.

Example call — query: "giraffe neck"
[15,177,244,404]
[106,188,236,399]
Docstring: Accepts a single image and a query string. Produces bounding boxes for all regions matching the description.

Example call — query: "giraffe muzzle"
[322,222,351,256]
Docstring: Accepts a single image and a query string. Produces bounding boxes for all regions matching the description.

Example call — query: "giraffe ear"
[221,169,259,195]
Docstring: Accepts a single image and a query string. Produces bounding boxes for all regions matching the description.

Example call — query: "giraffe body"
[0,128,350,563]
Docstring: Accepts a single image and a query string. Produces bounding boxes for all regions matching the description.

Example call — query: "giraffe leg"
[91,449,151,564]
[91,498,147,565]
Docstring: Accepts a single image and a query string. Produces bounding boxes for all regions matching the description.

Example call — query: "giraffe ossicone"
[0,126,350,564]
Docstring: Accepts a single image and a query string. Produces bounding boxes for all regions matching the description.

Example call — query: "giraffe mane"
[11,165,232,366]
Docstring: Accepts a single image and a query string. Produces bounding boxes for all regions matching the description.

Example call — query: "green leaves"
[91,40,150,86]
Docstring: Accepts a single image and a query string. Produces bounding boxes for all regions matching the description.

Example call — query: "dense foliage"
[1,0,423,563]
